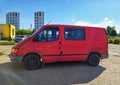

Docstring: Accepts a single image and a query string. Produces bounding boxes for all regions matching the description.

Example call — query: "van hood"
[14,38,29,49]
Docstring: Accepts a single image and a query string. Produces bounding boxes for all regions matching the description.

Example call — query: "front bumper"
[101,53,109,59]
[9,54,23,63]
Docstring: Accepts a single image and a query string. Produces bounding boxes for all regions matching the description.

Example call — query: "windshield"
[28,31,37,38]
[28,26,44,38]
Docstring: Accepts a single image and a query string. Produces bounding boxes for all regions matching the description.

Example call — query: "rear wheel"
[88,53,100,66]
[24,54,41,70]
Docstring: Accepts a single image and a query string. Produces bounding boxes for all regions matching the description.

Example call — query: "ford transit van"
[9,24,108,70]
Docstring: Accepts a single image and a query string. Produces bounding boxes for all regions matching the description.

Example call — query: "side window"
[38,27,59,42]
[65,28,86,40]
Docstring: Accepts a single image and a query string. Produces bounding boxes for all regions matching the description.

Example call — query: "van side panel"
[86,27,108,55]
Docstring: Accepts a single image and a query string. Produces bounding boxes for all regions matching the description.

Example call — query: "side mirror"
[33,34,39,42]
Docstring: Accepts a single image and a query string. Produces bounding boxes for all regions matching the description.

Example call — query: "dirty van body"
[9,24,108,70]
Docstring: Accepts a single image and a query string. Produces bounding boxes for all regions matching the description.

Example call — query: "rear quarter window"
[64,28,86,40]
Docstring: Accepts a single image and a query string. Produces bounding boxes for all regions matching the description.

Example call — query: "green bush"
[109,39,114,44]
[0,41,16,45]
[108,38,114,43]
[108,37,120,44]
[114,39,120,44]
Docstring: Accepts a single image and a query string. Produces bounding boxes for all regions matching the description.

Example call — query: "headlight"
[12,48,18,56]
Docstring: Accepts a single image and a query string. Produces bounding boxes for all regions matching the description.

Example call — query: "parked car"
[9,24,108,70]
[15,35,27,42]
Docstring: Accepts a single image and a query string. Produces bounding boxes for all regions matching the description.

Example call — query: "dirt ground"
[0,44,120,85]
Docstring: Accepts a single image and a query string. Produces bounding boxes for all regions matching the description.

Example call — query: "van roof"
[45,24,105,29]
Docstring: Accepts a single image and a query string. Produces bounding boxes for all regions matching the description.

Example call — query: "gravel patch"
[0,44,120,85]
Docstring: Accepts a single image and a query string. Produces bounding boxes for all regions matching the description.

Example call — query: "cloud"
[72,17,114,27]
[104,17,109,21]
[103,17,113,24]
[71,17,119,33]
[72,20,95,26]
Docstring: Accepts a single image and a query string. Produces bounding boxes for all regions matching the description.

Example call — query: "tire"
[88,53,100,66]
[24,54,41,70]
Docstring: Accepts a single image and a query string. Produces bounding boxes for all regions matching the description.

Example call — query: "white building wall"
[34,11,44,31]
[6,12,20,30]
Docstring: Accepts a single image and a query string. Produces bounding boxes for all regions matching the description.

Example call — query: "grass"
[0,52,4,56]
[0,41,16,45]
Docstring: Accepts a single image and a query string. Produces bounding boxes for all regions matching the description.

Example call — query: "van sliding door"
[60,27,87,61]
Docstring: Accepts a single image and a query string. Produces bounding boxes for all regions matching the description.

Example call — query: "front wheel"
[87,54,100,66]
[24,54,41,70]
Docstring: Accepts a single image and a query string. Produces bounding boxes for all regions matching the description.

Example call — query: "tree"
[31,29,36,34]
[111,30,117,36]
[106,26,117,36]
[16,29,35,36]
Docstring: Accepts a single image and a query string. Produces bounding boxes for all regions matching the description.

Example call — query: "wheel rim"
[27,57,38,67]
[91,56,99,65]
[88,54,100,66]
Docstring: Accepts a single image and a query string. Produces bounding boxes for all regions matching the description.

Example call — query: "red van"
[9,24,108,70]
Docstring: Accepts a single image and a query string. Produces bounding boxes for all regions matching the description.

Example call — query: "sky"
[0,0,120,32]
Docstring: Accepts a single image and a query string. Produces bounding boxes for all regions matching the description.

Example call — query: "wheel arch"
[88,52,101,59]
[22,52,42,62]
